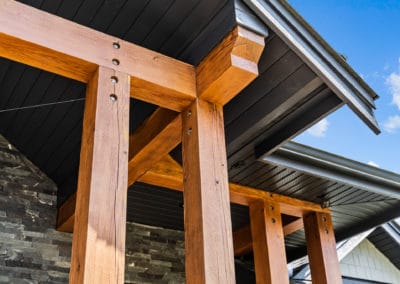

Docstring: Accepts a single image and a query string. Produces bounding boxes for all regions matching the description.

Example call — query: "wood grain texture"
[0,0,196,111]
[127,110,182,186]
[69,66,130,284]
[58,156,328,233]
[57,192,76,233]
[283,217,304,236]
[182,99,235,283]
[196,26,265,105]
[233,225,253,256]
[57,155,183,233]
[233,217,304,256]
[249,200,289,284]
[304,212,342,284]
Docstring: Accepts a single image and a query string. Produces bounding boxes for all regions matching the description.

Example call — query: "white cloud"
[367,161,380,168]
[387,72,400,109]
[307,118,329,138]
[383,115,400,133]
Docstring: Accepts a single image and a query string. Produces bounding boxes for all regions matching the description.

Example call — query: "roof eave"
[242,0,380,134]
[261,141,400,200]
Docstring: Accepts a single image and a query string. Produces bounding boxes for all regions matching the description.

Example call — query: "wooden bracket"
[127,108,181,186]
[196,26,265,105]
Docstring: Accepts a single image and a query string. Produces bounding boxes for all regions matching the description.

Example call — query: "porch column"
[70,66,130,283]
[304,212,342,284]
[249,200,289,284]
[182,99,235,283]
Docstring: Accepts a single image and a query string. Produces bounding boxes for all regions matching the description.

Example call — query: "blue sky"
[288,0,400,173]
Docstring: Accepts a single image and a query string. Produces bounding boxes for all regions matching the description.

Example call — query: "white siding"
[340,239,400,284]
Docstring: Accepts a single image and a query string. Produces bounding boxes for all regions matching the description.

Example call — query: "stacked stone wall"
[0,134,186,283]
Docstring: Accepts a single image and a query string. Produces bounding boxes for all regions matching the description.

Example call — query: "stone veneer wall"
[0,134,186,283]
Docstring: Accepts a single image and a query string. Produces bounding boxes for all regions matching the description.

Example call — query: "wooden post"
[70,66,130,283]
[304,212,342,284]
[182,99,235,283]
[249,200,289,284]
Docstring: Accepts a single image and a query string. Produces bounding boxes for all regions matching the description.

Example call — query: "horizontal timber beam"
[132,155,328,215]
[0,0,196,111]
[233,217,304,256]
[58,155,328,232]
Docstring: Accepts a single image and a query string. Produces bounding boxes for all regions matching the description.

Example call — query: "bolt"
[272,218,276,224]
[110,76,118,84]
[187,110,192,116]
[109,94,118,102]
[187,128,192,135]
[112,59,120,66]
[112,42,120,49]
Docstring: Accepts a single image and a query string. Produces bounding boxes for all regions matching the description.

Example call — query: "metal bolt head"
[271,218,276,224]
[187,128,192,135]
[109,94,118,102]
[187,110,192,116]
[112,59,120,66]
[110,76,118,84]
[113,42,120,49]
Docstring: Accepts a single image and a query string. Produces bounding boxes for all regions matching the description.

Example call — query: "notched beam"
[196,26,265,105]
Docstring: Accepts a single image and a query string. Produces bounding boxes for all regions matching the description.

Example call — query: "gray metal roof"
[368,220,400,270]
[262,141,400,199]
[243,0,380,134]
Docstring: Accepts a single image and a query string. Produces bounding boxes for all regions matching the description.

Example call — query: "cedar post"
[304,212,342,284]
[249,200,289,284]
[182,99,235,283]
[69,66,130,283]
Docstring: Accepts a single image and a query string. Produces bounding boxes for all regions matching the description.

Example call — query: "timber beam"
[70,66,130,283]
[196,26,265,105]
[58,155,329,232]
[304,212,342,283]
[250,199,289,284]
[127,108,182,186]
[0,0,196,111]
[57,105,182,233]
[233,217,305,256]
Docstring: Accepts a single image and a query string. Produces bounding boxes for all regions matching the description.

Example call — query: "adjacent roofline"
[382,221,400,245]
[261,141,400,199]
[242,0,380,134]
[289,229,374,280]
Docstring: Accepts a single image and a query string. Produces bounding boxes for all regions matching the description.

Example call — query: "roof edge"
[261,141,400,199]
[242,0,380,134]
